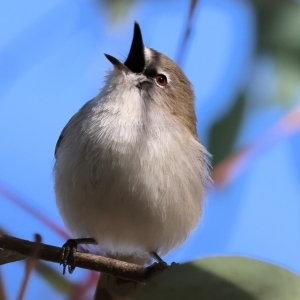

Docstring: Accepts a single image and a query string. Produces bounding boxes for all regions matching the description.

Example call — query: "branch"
[176,0,200,65]
[0,249,26,264]
[0,228,26,264]
[0,234,159,283]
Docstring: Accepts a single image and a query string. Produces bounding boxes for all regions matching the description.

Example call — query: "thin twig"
[0,234,159,283]
[176,0,200,65]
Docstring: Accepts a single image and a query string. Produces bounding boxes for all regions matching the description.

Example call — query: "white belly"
[54,99,207,261]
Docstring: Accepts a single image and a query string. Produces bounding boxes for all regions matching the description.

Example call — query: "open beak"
[105,22,145,74]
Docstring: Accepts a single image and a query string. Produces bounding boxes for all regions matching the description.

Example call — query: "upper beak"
[105,22,145,74]
[124,22,145,73]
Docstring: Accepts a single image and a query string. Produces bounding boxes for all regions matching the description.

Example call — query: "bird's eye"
[155,74,167,87]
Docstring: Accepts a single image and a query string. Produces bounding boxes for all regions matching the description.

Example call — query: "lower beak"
[104,54,130,73]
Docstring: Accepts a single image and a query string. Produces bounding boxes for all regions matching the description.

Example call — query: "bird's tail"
[94,273,142,300]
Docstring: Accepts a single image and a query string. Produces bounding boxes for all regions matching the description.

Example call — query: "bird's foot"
[60,237,97,275]
[147,251,179,275]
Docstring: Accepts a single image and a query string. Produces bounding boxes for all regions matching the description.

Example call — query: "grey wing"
[54,117,73,159]
[54,98,94,159]
[55,134,63,159]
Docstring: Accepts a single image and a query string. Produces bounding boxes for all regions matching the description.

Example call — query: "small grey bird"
[54,22,210,299]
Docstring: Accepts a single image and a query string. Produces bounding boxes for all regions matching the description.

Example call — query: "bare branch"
[176,0,200,65]
[0,249,26,265]
[0,228,26,265]
[0,234,159,283]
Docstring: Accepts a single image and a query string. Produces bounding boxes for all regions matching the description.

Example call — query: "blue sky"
[1,1,300,299]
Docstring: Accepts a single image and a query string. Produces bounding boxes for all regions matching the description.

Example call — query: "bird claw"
[147,252,179,276]
[60,237,97,275]
[60,239,78,275]
[149,261,169,271]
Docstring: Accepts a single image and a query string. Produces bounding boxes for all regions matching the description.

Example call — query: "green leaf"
[251,0,294,9]
[276,55,300,104]
[133,256,300,300]
[251,2,300,105]
[208,94,246,167]
[257,3,300,54]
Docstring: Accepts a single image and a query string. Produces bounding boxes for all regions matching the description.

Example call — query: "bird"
[54,22,211,299]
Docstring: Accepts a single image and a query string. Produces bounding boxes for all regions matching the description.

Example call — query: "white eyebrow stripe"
[144,47,152,65]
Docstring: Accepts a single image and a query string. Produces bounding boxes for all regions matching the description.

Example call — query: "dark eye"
[155,74,167,87]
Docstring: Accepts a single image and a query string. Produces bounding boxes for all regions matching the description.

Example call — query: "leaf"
[251,2,300,104]
[207,94,246,168]
[133,256,300,300]
[251,0,294,9]
[255,2,300,54]
[276,55,300,104]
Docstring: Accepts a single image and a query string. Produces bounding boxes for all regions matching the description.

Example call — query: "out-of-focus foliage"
[208,94,246,168]
[207,0,300,172]
[254,0,300,104]
[257,2,300,53]
[97,0,136,22]
[34,261,73,294]
[133,257,300,300]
